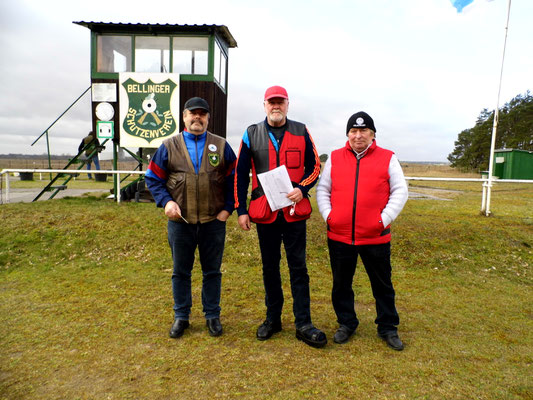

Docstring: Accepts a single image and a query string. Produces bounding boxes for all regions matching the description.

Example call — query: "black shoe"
[206,318,223,337]
[333,325,355,344]
[296,324,327,348]
[169,319,189,338]
[379,332,404,351]
[256,319,282,341]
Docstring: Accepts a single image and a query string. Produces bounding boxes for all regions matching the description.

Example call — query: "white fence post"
[481,180,488,213]
[116,173,121,203]
[4,172,10,204]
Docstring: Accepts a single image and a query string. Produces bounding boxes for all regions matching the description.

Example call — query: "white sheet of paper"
[257,165,294,212]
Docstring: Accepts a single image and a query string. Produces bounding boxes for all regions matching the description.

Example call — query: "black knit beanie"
[346,111,376,135]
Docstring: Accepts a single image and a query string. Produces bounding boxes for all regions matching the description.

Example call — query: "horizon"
[0,152,451,165]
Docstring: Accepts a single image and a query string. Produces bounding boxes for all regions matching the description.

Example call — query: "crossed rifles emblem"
[138,93,162,125]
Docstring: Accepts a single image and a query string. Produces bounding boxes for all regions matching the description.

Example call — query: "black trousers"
[327,239,399,335]
[256,215,312,328]
[168,219,226,320]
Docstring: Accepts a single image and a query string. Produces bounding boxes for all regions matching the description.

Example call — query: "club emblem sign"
[119,73,180,148]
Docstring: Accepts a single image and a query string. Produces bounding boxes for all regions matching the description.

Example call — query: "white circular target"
[142,99,157,113]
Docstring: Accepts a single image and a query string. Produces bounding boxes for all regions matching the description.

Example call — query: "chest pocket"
[285,150,301,169]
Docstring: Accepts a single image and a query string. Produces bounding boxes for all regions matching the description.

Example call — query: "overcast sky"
[1,0,531,161]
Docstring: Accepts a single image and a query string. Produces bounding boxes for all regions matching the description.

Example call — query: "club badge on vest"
[208,153,220,167]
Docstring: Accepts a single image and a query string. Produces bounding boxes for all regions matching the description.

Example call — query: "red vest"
[247,121,312,224]
[328,140,393,245]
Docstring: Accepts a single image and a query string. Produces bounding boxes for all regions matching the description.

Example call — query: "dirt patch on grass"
[408,186,461,200]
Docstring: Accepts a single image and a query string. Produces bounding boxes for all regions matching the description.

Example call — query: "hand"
[216,210,230,222]
[164,201,182,220]
[238,214,251,231]
[287,188,303,203]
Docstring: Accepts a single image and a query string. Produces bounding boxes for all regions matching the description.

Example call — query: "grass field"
[0,176,532,399]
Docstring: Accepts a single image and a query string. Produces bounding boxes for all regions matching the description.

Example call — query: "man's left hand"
[287,188,303,203]
[216,210,230,221]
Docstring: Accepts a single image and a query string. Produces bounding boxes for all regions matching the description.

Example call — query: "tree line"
[448,91,533,171]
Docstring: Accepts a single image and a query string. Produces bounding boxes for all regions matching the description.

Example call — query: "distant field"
[0,157,139,171]
[400,162,481,178]
[2,158,478,178]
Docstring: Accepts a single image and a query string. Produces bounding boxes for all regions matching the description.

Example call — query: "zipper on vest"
[274,135,280,166]
[195,135,200,221]
[351,157,361,245]
[268,128,282,167]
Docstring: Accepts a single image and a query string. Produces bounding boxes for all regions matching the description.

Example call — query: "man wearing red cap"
[316,111,408,350]
[234,86,326,348]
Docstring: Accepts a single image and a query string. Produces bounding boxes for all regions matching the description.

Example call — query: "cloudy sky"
[1,0,531,161]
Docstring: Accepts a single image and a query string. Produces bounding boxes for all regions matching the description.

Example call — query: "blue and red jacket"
[234,118,321,224]
[145,130,236,212]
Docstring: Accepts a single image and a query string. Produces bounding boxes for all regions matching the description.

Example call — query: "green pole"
[113,141,118,201]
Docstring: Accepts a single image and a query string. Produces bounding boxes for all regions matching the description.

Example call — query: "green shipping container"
[493,149,533,179]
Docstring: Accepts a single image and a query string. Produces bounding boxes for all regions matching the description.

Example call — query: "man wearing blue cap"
[146,97,236,339]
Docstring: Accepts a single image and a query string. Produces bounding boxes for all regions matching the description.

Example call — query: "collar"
[345,139,376,159]
[264,117,288,130]
[183,130,207,141]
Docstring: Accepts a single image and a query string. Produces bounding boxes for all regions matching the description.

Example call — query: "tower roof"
[73,21,237,48]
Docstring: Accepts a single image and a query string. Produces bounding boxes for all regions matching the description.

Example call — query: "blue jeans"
[256,214,312,328]
[327,239,399,335]
[87,156,100,179]
[167,218,226,320]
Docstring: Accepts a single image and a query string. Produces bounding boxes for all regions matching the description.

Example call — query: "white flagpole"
[483,0,512,216]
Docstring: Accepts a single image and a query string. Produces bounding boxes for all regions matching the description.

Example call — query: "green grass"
[0,184,532,399]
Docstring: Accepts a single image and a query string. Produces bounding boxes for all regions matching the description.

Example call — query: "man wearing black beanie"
[316,111,408,350]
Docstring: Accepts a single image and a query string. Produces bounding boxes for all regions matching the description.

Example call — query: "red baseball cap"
[264,86,289,101]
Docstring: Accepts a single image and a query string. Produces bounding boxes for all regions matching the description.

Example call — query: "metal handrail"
[33,139,110,201]
[31,87,92,147]
[1,169,146,204]
[2,169,532,206]
[29,86,92,176]
[405,177,533,184]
